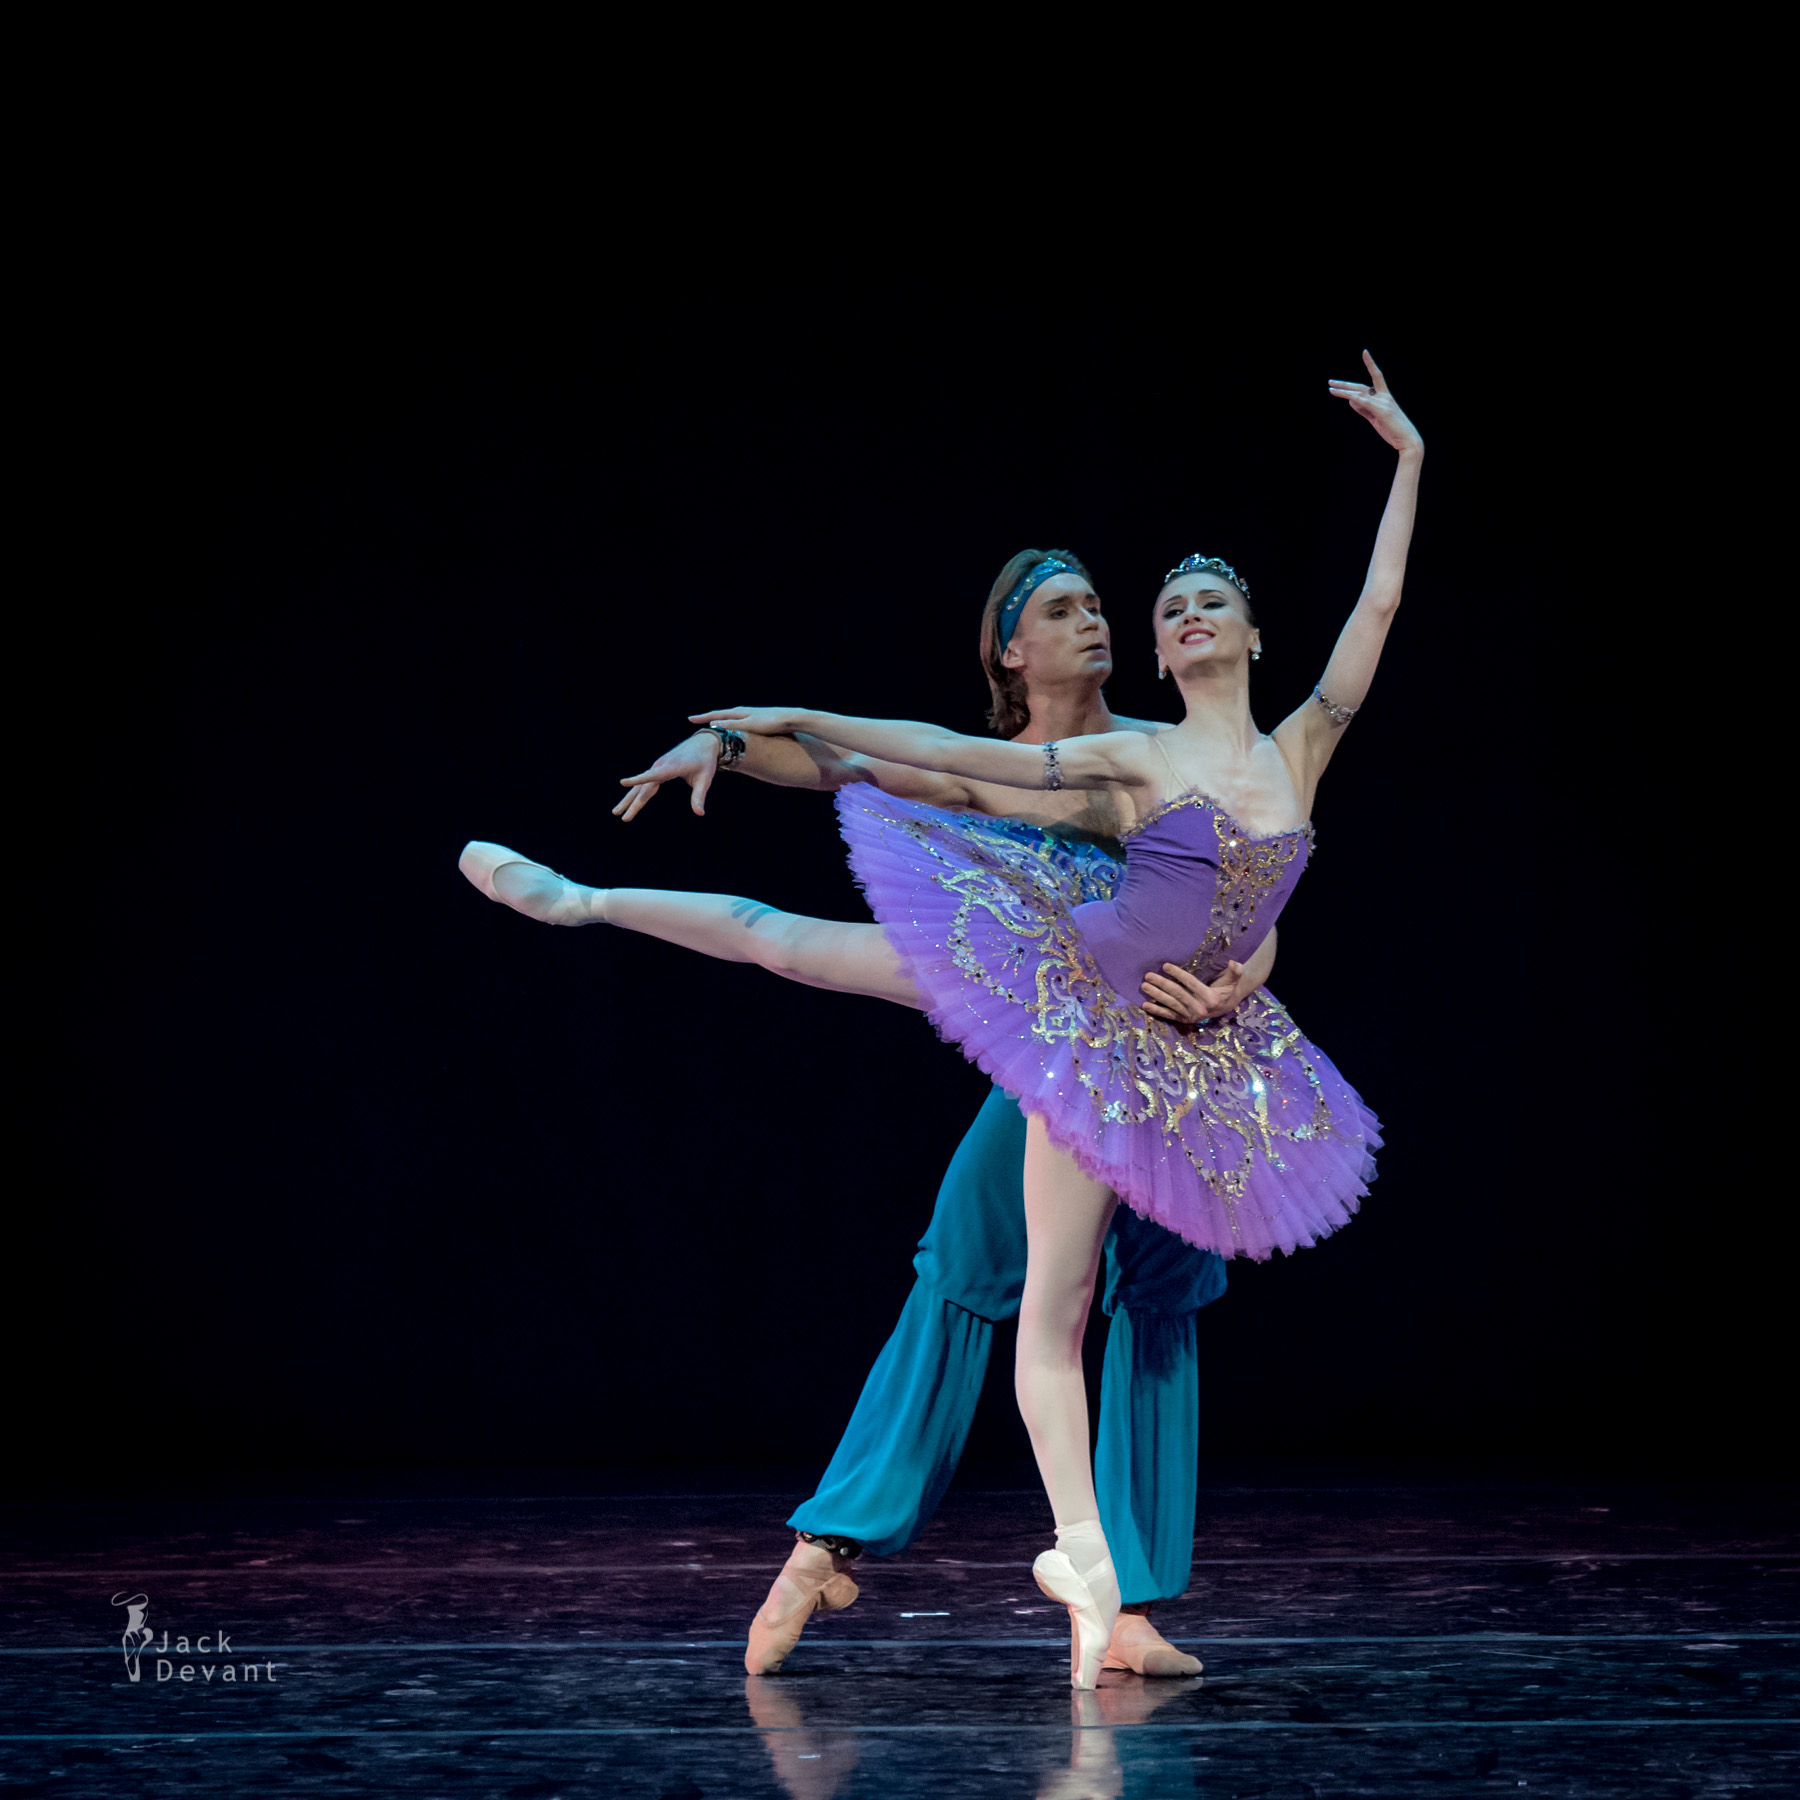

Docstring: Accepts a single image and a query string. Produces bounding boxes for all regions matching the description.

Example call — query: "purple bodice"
[1073,793,1313,998]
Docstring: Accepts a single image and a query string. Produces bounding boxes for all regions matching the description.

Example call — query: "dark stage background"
[28,270,1739,1487]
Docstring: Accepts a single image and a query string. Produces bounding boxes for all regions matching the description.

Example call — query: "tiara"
[1162,553,1249,603]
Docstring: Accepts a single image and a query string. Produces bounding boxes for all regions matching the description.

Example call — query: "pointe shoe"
[745,1539,859,1676]
[1032,1548,1120,1691]
[458,840,604,925]
[1101,1611,1203,1678]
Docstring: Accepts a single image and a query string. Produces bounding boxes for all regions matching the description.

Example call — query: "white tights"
[489,867,920,1006]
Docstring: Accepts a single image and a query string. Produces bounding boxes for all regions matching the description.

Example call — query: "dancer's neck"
[1169,667,1261,754]
[1011,680,1120,745]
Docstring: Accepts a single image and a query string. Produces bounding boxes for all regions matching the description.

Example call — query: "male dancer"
[615,553,1274,1678]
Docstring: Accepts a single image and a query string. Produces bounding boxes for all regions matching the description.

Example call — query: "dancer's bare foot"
[459,841,608,925]
[744,1539,859,1675]
[1101,1608,1202,1678]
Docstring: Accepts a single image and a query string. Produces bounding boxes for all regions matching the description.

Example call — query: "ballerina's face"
[1153,575,1260,675]
[1001,573,1113,685]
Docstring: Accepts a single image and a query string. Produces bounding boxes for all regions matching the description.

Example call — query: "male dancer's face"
[1000,575,1113,695]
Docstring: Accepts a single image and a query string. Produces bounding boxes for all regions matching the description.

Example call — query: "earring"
[1251,647,1262,661]
[1156,660,1167,680]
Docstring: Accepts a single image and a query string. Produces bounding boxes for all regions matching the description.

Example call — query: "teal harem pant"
[789,1086,1227,1605]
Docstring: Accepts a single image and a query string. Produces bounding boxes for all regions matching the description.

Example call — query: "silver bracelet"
[1312,685,1357,728]
[1043,741,1064,791]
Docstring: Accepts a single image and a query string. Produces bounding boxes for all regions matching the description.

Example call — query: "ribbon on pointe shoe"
[1032,1549,1118,1691]
[744,1540,859,1676]
[1101,1610,1203,1678]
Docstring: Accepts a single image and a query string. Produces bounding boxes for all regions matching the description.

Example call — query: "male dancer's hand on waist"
[1142,961,1255,1027]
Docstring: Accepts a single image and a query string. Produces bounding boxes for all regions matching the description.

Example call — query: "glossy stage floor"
[3,1471,1794,1797]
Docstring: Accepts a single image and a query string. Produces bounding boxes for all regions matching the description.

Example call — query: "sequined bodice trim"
[1118,788,1314,850]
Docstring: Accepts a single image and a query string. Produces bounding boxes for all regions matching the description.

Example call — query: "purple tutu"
[837,788,1381,1261]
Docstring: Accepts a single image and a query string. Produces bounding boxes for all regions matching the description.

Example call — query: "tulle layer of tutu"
[838,790,1382,1261]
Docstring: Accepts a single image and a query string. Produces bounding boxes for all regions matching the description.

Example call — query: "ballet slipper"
[1101,1611,1203,1678]
[1032,1548,1119,1691]
[744,1539,859,1676]
[458,841,605,925]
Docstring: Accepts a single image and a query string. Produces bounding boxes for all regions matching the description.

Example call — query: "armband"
[1311,686,1357,728]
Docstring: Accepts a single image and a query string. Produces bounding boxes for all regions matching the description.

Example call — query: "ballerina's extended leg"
[460,842,918,1004]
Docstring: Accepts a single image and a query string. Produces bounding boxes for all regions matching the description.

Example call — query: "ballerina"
[460,548,1259,1680]
[688,352,1422,1684]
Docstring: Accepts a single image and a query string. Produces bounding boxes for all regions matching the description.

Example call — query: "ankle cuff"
[795,1530,862,1560]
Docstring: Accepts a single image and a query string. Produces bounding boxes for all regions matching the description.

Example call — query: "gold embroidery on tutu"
[873,802,1335,1229]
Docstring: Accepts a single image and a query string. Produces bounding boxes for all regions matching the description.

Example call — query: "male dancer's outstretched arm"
[613,724,972,819]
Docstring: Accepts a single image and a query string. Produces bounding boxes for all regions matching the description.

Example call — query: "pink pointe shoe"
[1032,1547,1120,1691]
[1102,1610,1203,1678]
[458,841,605,926]
[745,1539,860,1675]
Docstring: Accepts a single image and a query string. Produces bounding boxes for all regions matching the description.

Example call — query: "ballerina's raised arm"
[698,354,1422,811]
[1271,351,1425,817]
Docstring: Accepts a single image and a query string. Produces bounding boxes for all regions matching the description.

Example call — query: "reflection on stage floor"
[3,1471,1794,1796]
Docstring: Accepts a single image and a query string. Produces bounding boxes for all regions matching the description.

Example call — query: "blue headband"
[996,557,1076,651]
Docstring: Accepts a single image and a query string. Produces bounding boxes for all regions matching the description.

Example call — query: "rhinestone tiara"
[1162,553,1249,602]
